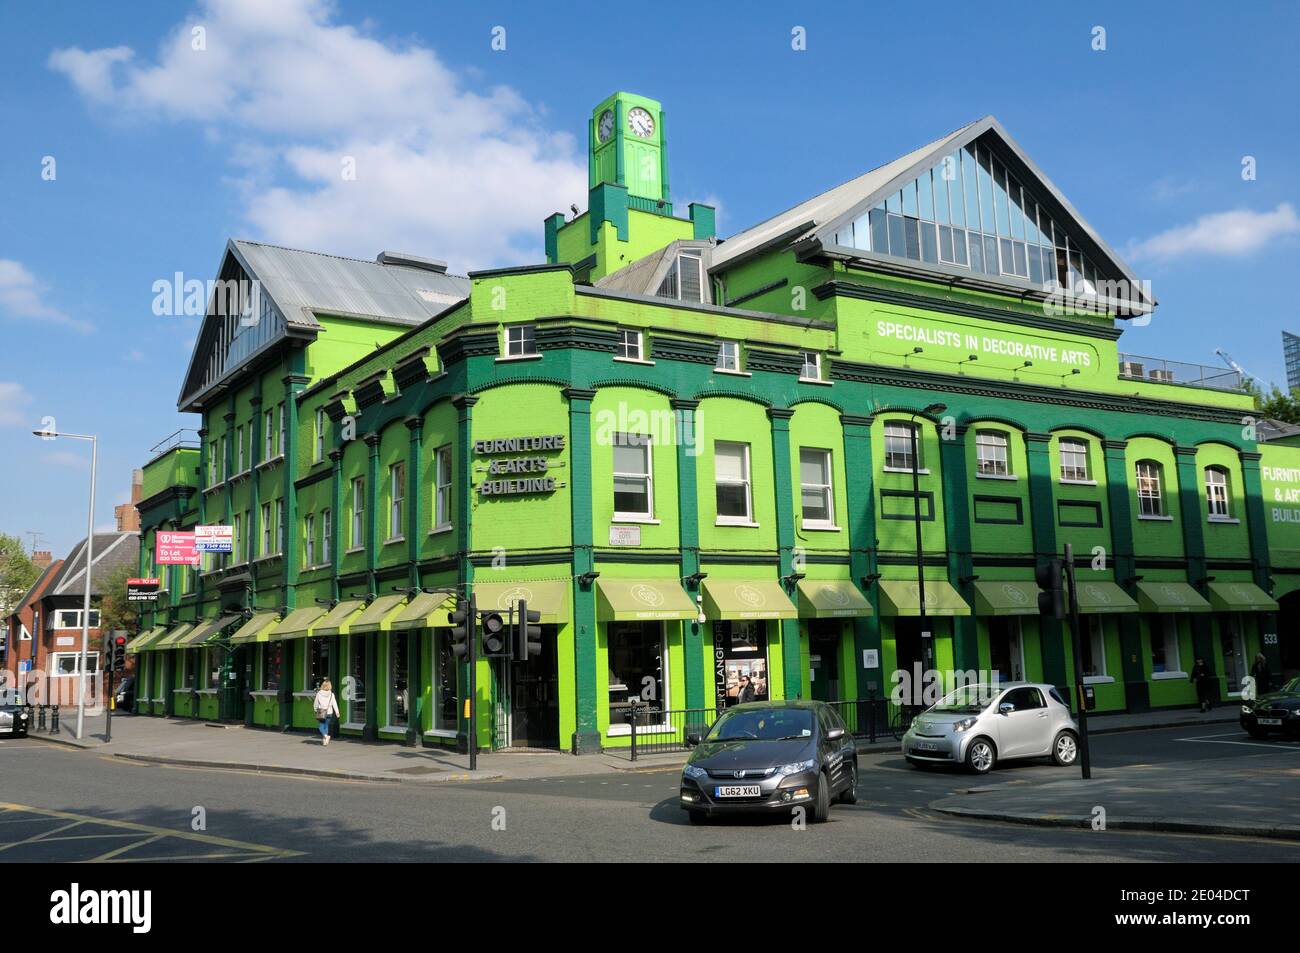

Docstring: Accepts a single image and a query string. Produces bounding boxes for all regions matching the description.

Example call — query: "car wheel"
[687,810,708,825]
[965,738,996,774]
[1051,730,1079,766]
[837,762,858,804]
[812,772,832,823]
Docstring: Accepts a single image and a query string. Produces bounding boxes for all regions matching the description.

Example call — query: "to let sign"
[195,525,234,553]
[156,532,199,565]
[127,578,161,602]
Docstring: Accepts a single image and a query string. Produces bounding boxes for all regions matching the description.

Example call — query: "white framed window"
[264,408,274,461]
[232,512,243,564]
[276,499,285,553]
[208,442,217,485]
[261,502,273,556]
[205,645,222,689]
[278,401,286,456]
[607,621,670,734]
[347,636,366,724]
[884,421,920,471]
[321,508,332,564]
[1136,460,1164,517]
[389,633,410,728]
[616,328,643,361]
[236,425,246,472]
[50,651,100,677]
[1080,615,1107,679]
[715,441,753,524]
[53,609,101,630]
[434,446,453,530]
[799,448,835,526]
[505,324,538,357]
[245,510,253,562]
[715,340,740,372]
[350,477,365,549]
[389,462,405,540]
[304,513,316,568]
[657,252,704,302]
[799,351,822,380]
[975,430,1010,476]
[1205,467,1230,519]
[1059,438,1090,482]
[613,433,653,520]
[315,408,326,462]
[221,435,228,479]
[1151,614,1182,675]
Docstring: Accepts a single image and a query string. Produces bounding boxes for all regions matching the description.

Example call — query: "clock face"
[597,109,614,143]
[627,106,655,138]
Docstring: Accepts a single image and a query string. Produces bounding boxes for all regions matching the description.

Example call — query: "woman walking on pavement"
[1189,657,1214,712]
[313,678,340,745]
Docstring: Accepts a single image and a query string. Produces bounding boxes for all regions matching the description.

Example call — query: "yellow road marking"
[0,819,86,853]
[89,834,165,863]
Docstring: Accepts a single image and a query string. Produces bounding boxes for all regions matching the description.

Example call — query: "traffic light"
[480,611,507,656]
[450,599,472,659]
[513,600,542,662]
[111,635,128,672]
[1036,558,1065,620]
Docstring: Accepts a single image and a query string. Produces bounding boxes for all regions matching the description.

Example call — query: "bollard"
[37,705,47,732]
[628,705,639,762]
[49,705,60,733]
[867,690,877,744]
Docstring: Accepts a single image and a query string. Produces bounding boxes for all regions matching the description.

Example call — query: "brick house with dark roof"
[2,558,64,685]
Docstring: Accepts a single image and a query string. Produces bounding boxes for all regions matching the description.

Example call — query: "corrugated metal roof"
[230,240,469,329]
[48,533,139,598]
[596,239,713,299]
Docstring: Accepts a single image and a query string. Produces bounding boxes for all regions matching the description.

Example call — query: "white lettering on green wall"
[875,318,1093,368]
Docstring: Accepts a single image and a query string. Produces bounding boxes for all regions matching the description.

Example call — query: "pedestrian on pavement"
[313,679,340,746]
[1189,657,1214,712]
[1251,653,1271,695]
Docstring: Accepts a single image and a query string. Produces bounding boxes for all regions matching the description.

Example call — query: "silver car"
[902,682,1079,774]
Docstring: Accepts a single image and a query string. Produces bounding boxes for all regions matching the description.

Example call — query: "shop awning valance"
[596,578,698,622]
[796,579,872,618]
[347,594,407,634]
[1206,581,1278,612]
[877,579,971,617]
[150,623,194,650]
[1073,581,1139,614]
[972,581,1040,616]
[125,625,167,654]
[229,611,280,645]
[1135,581,1212,614]
[472,580,569,624]
[271,606,326,640]
[390,591,458,631]
[701,579,797,621]
[311,599,365,637]
[182,614,241,646]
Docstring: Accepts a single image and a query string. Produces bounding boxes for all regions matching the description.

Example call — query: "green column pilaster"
[1026,432,1066,692]
[249,393,263,578]
[405,415,423,746]
[1239,450,1281,672]
[196,427,208,612]
[361,431,381,741]
[565,387,600,754]
[282,368,310,605]
[767,408,802,700]
[1175,445,1215,690]
[673,400,704,710]
[452,395,477,753]
[940,425,978,672]
[841,414,883,698]
[1103,439,1147,711]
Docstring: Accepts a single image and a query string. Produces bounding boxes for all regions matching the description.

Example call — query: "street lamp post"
[33,428,97,741]
[909,404,946,705]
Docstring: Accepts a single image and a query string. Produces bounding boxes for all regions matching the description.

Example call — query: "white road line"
[1175,732,1300,751]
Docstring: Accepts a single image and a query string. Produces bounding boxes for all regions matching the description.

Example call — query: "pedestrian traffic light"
[480,611,507,655]
[514,600,542,662]
[1036,558,1065,620]
[450,599,472,659]
[111,635,127,672]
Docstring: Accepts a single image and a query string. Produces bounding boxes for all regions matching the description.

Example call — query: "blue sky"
[2,0,1297,555]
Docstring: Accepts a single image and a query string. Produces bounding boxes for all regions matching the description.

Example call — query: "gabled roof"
[711,115,1154,312]
[595,239,714,302]
[46,533,139,600]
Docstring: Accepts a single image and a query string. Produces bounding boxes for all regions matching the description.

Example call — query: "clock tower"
[590,92,668,206]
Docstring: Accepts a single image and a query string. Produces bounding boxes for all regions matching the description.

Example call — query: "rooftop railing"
[1118,354,1244,393]
[148,429,202,456]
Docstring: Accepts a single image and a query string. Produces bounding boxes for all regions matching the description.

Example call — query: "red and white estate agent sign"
[156,532,199,565]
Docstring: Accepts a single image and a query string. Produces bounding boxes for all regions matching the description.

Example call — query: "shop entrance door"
[809,620,841,702]
[508,626,559,748]
[988,617,1026,684]
[893,618,925,706]
[1219,614,1247,694]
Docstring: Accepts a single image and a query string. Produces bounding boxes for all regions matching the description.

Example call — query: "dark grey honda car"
[679,700,858,823]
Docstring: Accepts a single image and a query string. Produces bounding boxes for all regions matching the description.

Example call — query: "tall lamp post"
[909,404,946,703]
[32,428,97,741]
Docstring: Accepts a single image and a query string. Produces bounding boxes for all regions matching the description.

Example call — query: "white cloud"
[1128,202,1300,261]
[0,381,35,427]
[0,260,93,332]
[49,0,587,270]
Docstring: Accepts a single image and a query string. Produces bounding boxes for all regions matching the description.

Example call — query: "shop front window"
[1080,616,1106,678]
[263,642,282,691]
[607,621,666,730]
[307,638,331,691]
[1150,614,1181,674]
[712,620,769,709]
[206,646,223,688]
[348,637,366,724]
[433,630,458,733]
[389,634,409,728]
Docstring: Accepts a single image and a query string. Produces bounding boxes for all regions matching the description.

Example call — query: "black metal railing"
[608,706,717,760]
[823,696,918,743]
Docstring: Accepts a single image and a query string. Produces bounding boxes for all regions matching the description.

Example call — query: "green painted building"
[128,93,1298,754]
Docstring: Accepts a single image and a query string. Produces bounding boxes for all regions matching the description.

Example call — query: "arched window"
[1205,466,1231,519]
[1135,460,1164,517]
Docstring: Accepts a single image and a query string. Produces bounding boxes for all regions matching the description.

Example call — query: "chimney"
[32,550,52,570]
[114,468,144,532]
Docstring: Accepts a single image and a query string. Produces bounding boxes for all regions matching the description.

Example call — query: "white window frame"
[1150,614,1184,677]
[53,609,101,630]
[433,446,453,532]
[236,425,246,473]
[714,441,754,525]
[1205,467,1231,519]
[975,429,1010,477]
[304,513,316,568]
[350,478,365,550]
[1059,438,1091,482]
[615,328,644,361]
[883,421,922,472]
[606,621,672,736]
[221,435,229,480]
[50,651,100,678]
[208,442,217,485]
[315,408,326,462]
[386,633,410,731]
[504,324,538,358]
[799,447,836,529]
[388,462,405,542]
[232,512,243,565]
[715,340,740,372]
[278,401,286,456]
[799,350,822,381]
[321,508,332,564]
[613,432,654,521]
[1136,460,1165,518]
[260,502,272,556]
[276,499,285,554]
[264,408,274,461]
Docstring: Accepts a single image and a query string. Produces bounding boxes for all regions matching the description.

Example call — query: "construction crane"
[1214,348,1272,391]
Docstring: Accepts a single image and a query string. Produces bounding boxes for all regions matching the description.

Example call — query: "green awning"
[125,625,167,654]
[796,579,872,618]
[1074,581,1139,614]
[347,594,407,634]
[596,579,698,622]
[181,614,240,646]
[229,611,280,645]
[1135,581,1212,614]
[701,579,797,621]
[150,623,194,650]
[271,606,326,640]
[312,599,365,637]
[877,579,971,617]
[390,591,457,630]
[1206,581,1278,612]
[472,581,570,624]
[972,581,1040,616]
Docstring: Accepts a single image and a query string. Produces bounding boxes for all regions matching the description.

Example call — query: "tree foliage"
[0,534,39,619]
[98,562,141,636]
